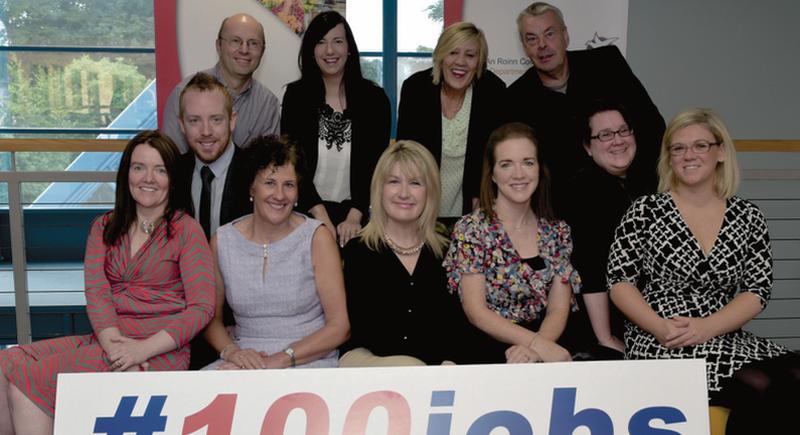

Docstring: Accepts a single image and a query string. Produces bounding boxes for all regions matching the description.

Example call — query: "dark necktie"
[199,165,215,239]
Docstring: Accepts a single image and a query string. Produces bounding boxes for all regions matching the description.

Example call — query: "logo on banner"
[90,388,687,434]
[259,0,346,36]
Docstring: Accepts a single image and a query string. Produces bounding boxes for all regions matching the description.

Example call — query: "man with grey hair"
[505,2,664,213]
[161,13,280,153]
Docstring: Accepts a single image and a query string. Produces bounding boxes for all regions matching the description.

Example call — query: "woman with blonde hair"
[608,108,800,434]
[397,21,505,223]
[341,141,478,366]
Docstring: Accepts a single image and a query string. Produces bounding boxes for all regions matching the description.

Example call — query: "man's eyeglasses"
[219,36,264,51]
[590,126,633,142]
[668,141,720,156]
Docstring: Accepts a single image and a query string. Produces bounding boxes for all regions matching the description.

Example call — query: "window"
[347,0,443,133]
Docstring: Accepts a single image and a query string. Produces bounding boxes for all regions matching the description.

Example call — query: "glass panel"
[0,182,14,345]
[14,151,120,205]
[398,0,443,53]
[2,52,155,130]
[360,56,383,87]
[0,0,154,47]
[346,0,382,52]
[397,56,433,104]
[21,180,112,312]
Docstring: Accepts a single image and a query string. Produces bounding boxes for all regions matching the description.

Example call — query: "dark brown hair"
[103,130,184,245]
[479,122,554,220]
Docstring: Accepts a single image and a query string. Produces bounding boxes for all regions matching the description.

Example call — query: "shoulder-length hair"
[104,130,184,246]
[431,21,488,86]
[296,11,364,100]
[361,140,449,258]
[657,107,739,198]
[479,122,554,221]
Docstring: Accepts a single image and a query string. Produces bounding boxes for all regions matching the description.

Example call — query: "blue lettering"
[628,406,686,435]
[549,387,612,435]
[467,411,533,435]
[427,390,455,435]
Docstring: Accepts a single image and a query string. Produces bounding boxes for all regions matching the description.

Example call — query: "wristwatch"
[283,347,296,367]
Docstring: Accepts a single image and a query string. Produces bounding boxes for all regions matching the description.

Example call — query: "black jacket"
[281,79,391,217]
[505,45,664,217]
[397,68,506,215]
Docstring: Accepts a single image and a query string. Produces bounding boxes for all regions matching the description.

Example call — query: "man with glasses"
[504,2,664,215]
[162,13,280,153]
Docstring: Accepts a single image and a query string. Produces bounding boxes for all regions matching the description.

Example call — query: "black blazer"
[175,144,252,231]
[396,68,506,215]
[281,79,391,217]
[177,144,251,369]
[504,45,664,216]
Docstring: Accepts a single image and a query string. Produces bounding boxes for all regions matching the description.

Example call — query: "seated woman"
[203,136,348,370]
[608,108,800,434]
[443,122,580,364]
[281,11,391,247]
[0,131,215,434]
[564,100,656,358]
[341,141,479,366]
[397,21,505,223]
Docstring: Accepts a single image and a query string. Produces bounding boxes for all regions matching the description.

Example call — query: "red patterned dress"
[0,211,215,415]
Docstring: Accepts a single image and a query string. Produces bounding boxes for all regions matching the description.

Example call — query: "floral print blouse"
[443,209,581,322]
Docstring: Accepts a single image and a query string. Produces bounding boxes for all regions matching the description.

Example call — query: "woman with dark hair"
[563,100,656,358]
[443,122,580,364]
[0,131,215,433]
[397,21,505,222]
[202,135,348,370]
[281,11,390,247]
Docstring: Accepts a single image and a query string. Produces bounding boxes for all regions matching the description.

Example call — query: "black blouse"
[342,237,479,364]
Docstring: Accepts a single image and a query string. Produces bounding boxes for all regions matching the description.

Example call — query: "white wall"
[176,0,301,100]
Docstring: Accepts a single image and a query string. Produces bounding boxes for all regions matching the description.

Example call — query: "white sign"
[462,0,629,86]
[55,360,709,434]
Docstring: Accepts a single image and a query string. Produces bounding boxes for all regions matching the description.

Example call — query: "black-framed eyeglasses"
[590,126,633,142]
[668,141,720,156]
[219,36,264,51]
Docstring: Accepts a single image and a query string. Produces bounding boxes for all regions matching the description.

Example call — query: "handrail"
[0,138,799,153]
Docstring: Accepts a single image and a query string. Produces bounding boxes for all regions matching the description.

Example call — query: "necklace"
[384,233,424,256]
[139,218,157,235]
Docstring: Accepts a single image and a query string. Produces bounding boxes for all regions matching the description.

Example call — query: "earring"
[249,196,254,202]
[294,202,298,207]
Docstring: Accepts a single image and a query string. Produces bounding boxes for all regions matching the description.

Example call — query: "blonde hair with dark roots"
[657,107,740,199]
[360,141,448,257]
[431,22,488,86]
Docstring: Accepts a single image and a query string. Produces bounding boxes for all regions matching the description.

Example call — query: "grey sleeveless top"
[204,214,337,369]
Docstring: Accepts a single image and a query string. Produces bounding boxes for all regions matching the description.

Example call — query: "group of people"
[0,3,796,434]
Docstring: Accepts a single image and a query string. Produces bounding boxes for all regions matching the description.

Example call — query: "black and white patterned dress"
[607,192,789,393]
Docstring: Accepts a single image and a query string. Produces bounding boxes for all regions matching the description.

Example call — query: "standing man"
[162,13,280,153]
[505,2,664,214]
[176,72,251,369]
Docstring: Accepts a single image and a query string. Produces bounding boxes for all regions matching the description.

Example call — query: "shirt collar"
[194,140,235,176]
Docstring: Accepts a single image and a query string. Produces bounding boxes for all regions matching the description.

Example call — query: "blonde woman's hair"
[431,22,488,86]
[361,140,449,257]
[657,107,739,198]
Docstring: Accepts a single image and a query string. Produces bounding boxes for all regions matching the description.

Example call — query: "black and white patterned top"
[607,193,789,392]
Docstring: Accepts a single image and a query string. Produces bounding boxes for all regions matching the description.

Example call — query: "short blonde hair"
[657,108,740,199]
[431,22,488,86]
[361,141,448,257]
[517,2,566,38]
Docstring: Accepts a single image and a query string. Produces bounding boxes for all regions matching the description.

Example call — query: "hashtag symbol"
[93,395,168,435]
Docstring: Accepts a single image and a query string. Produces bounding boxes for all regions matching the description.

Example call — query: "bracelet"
[528,333,538,349]
[220,343,238,361]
